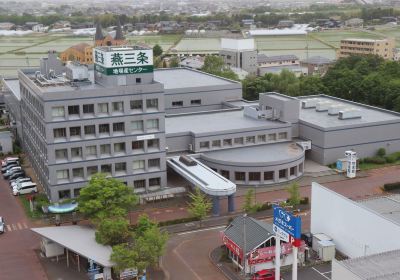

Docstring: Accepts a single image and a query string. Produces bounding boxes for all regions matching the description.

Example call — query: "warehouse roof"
[258,54,299,64]
[337,249,400,279]
[359,194,400,225]
[300,56,333,65]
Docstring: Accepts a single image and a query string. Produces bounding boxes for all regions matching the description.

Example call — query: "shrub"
[391,151,400,161]
[385,154,397,163]
[158,216,200,227]
[376,148,386,157]
[363,156,386,164]
[383,182,400,191]
[256,202,272,212]
[300,197,309,205]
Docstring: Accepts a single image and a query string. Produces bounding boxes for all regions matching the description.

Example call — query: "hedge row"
[158,216,200,227]
[383,182,400,191]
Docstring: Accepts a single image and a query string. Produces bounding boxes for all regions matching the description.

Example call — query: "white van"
[13,182,37,196]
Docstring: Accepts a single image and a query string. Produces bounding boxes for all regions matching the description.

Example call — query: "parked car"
[252,269,281,280]
[13,182,37,196]
[10,177,32,188]
[8,171,26,180]
[1,163,19,173]
[3,167,22,178]
[0,217,4,234]
[1,157,19,167]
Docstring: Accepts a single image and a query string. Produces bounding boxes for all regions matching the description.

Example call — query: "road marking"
[12,224,17,231]
[312,267,331,280]
[17,223,22,230]
[6,225,11,231]
[173,239,203,280]
[178,226,225,236]
[23,222,28,229]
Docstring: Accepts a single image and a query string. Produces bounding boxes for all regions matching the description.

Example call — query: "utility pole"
[243,213,247,278]
[275,234,281,280]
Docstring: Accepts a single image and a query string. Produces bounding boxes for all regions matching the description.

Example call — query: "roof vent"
[179,155,197,166]
[315,101,332,112]
[338,108,362,120]
[328,104,346,115]
[302,99,319,109]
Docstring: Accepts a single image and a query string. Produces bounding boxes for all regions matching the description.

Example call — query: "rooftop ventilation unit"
[315,101,332,112]
[302,99,319,109]
[179,155,197,166]
[65,62,89,82]
[338,108,362,120]
[328,104,346,115]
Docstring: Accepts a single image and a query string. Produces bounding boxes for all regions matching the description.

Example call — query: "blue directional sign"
[273,206,302,239]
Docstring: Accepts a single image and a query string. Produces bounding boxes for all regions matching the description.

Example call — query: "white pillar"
[292,246,298,280]
[275,236,280,280]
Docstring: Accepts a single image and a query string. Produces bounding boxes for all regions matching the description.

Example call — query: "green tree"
[187,188,212,226]
[243,189,256,213]
[153,44,163,57]
[95,217,131,246]
[77,173,138,223]
[201,56,239,81]
[286,182,301,206]
[169,56,180,68]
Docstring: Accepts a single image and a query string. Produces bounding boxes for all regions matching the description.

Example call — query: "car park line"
[312,267,331,280]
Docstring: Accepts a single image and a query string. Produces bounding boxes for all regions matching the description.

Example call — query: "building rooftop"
[299,95,400,129]
[300,56,333,65]
[341,38,387,43]
[154,68,236,90]
[258,54,299,64]
[338,249,400,280]
[165,109,288,136]
[359,194,400,225]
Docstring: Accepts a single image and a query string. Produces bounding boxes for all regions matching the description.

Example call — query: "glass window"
[148,158,160,168]
[212,140,221,147]
[149,177,161,187]
[86,145,97,157]
[54,128,66,139]
[234,137,244,145]
[147,139,159,150]
[74,188,81,197]
[112,101,124,113]
[84,125,96,136]
[132,140,144,151]
[146,99,158,110]
[200,141,209,149]
[279,169,287,179]
[101,164,111,175]
[264,171,274,181]
[268,134,276,141]
[70,126,81,137]
[249,172,261,181]
[172,101,183,107]
[114,142,126,153]
[83,104,94,114]
[134,179,146,189]
[147,119,159,130]
[113,122,125,133]
[72,168,84,179]
[87,166,98,177]
[99,124,110,134]
[71,147,82,158]
[136,78,141,84]
[100,144,111,155]
[290,166,296,176]
[246,136,255,144]
[56,169,69,180]
[258,135,266,142]
[52,106,65,118]
[68,105,79,116]
[133,160,145,171]
[115,162,127,173]
[55,149,67,160]
[130,100,143,110]
[221,170,230,179]
[223,139,232,146]
[131,120,144,132]
[58,190,71,199]
[235,172,245,181]
[278,132,287,140]
[191,99,201,105]
[98,103,109,114]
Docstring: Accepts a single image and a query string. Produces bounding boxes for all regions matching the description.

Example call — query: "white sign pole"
[292,245,298,280]
[275,235,281,280]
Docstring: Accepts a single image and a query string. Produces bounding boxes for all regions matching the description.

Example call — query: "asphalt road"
[282,263,331,280]
[0,173,47,280]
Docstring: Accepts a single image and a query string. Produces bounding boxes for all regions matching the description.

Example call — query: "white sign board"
[136,134,155,141]
[273,224,290,242]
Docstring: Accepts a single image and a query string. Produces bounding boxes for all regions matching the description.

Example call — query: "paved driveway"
[282,263,331,280]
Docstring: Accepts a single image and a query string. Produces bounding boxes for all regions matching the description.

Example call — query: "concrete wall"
[311,182,400,258]
[331,259,361,280]
[0,132,13,154]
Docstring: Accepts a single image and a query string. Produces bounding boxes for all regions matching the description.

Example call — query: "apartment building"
[337,38,395,60]
[219,38,258,75]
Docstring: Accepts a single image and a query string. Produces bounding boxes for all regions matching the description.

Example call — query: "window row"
[171,99,201,107]
[53,119,160,139]
[199,132,288,150]
[55,139,161,160]
[51,98,159,119]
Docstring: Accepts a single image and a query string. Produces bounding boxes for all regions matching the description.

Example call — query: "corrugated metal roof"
[258,54,299,64]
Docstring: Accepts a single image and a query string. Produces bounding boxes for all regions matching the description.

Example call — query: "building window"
[84,125,96,136]
[268,134,276,141]
[279,169,287,179]
[221,170,230,179]
[115,162,127,174]
[264,171,274,181]
[100,144,111,156]
[290,166,296,176]
[98,103,109,114]
[258,135,266,142]
[278,132,287,140]
[200,141,209,149]
[132,140,144,151]
[70,126,81,137]
[101,164,112,175]
[130,100,143,110]
[112,101,124,113]
[191,99,201,105]
[56,169,69,181]
[86,145,97,157]
[71,147,82,159]
[246,136,255,144]
[133,160,145,171]
[212,140,221,147]
[147,119,159,130]
[68,105,79,116]
[99,124,110,134]
[113,122,125,133]
[172,101,183,107]
[58,190,71,199]
[134,179,146,189]
[149,177,161,187]
[55,149,67,160]
[87,166,98,177]
[114,142,126,154]
[146,99,158,110]
[74,188,81,197]
[131,120,144,132]
[249,172,261,181]
[72,168,84,179]
[147,139,159,150]
[83,104,94,114]
[54,128,66,139]
[148,158,160,169]
[235,172,245,181]
[223,139,232,146]
[51,106,65,118]
[136,78,141,84]
[234,137,244,145]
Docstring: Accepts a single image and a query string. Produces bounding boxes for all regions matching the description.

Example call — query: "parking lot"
[282,263,331,280]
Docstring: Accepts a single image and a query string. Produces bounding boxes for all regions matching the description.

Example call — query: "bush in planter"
[383,182,400,191]
[363,156,386,164]
[300,197,309,205]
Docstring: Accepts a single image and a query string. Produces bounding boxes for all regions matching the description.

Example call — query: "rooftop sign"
[94,48,153,75]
